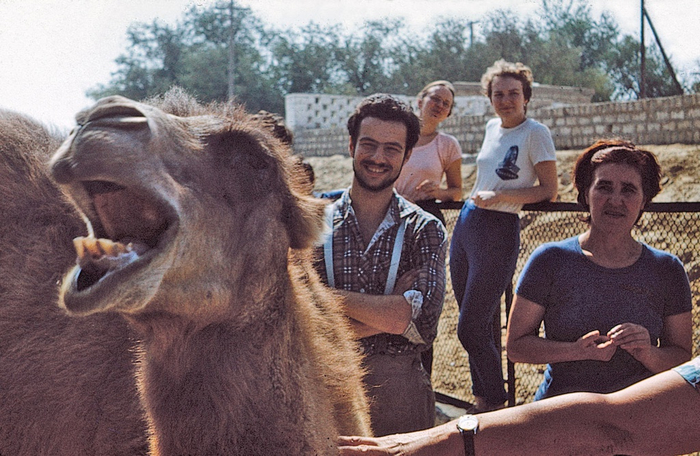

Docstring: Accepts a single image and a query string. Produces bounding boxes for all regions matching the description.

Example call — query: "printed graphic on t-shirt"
[496,145,520,180]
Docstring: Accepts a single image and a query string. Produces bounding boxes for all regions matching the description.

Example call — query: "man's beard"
[353,159,402,192]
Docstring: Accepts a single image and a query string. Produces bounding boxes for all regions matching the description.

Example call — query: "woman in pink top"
[395,80,463,226]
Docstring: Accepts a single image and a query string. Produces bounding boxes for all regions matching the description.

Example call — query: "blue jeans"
[450,201,520,405]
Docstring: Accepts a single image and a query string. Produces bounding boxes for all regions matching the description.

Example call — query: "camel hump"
[0,109,148,455]
[0,109,83,262]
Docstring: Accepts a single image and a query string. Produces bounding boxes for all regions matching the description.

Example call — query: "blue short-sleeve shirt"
[515,236,692,399]
[674,357,700,393]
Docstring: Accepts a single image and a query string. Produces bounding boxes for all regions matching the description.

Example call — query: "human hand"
[472,190,498,208]
[392,269,419,295]
[415,179,439,200]
[339,433,432,456]
[576,329,616,362]
[608,323,652,359]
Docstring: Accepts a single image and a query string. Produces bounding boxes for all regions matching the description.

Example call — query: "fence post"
[505,282,516,407]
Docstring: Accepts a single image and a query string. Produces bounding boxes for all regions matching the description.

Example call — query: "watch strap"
[457,415,478,456]
[457,424,475,456]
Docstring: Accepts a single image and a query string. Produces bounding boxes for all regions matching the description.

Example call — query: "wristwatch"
[456,414,479,456]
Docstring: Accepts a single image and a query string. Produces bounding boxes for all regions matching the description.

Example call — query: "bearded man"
[315,94,447,436]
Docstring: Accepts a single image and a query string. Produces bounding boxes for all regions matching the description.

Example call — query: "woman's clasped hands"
[577,323,651,362]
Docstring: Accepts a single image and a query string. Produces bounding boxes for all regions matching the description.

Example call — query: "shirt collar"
[335,188,417,225]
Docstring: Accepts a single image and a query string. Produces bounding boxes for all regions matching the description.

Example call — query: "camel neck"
[139,315,318,455]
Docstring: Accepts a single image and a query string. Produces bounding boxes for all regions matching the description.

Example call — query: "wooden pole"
[227,0,236,101]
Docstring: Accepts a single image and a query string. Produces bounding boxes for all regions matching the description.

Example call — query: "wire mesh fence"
[432,201,700,409]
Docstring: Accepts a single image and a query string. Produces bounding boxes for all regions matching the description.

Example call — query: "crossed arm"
[339,269,418,337]
[340,221,447,342]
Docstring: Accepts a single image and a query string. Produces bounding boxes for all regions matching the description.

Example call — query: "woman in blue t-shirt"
[506,139,692,400]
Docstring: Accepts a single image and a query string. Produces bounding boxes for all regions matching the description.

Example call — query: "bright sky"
[0,0,697,129]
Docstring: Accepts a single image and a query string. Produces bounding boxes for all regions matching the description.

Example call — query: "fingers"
[580,329,601,340]
[473,190,497,208]
[608,323,651,350]
[577,330,616,361]
[415,179,433,190]
[415,180,438,199]
[580,330,612,345]
[338,436,383,455]
[338,436,379,447]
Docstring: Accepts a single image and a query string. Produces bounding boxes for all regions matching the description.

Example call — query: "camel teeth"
[73,236,128,260]
[126,241,149,255]
[97,238,126,257]
[84,237,103,258]
[73,237,86,259]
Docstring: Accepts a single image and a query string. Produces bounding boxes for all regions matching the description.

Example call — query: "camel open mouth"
[72,180,175,291]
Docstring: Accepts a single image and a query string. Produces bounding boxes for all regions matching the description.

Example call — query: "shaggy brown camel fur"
[0,109,149,455]
[0,91,370,455]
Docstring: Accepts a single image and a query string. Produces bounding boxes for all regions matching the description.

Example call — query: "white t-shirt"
[395,132,462,202]
[470,118,556,213]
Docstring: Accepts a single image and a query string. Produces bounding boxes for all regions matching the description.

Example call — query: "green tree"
[539,0,619,71]
[88,1,283,113]
[413,19,473,88]
[334,20,407,95]
[89,0,695,115]
[88,20,187,101]
[268,23,343,95]
[607,36,683,99]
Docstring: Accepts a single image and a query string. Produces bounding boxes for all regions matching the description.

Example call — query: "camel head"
[50,91,327,327]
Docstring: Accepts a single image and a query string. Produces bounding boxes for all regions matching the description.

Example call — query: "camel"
[0,90,371,455]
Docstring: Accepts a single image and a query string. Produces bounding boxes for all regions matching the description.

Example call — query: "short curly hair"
[573,139,662,221]
[481,59,534,102]
[346,93,420,154]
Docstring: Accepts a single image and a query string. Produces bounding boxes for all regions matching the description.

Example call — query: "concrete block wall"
[292,93,700,157]
[285,93,490,131]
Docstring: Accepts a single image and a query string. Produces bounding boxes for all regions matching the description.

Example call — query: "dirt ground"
[305,143,700,203]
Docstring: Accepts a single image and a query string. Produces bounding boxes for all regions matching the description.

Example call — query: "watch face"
[458,414,479,432]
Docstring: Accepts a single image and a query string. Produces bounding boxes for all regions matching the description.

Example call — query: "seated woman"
[506,139,692,400]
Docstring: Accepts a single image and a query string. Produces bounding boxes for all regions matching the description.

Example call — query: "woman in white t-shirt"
[450,60,558,413]
[395,80,463,226]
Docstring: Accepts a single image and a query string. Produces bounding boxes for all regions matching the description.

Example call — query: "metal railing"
[432,201,700,408]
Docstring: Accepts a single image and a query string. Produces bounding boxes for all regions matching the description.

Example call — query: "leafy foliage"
[88,0,697,115]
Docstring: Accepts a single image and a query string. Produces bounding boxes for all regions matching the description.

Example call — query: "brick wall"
[293,93,700,157]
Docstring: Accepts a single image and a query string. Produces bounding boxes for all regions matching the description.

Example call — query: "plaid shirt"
[315,189,447,354]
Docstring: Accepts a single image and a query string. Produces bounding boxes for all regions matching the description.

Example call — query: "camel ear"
[208,128,328,249]
[283,156,328,249]
[283,190,328,249]
[207,129,276,202]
